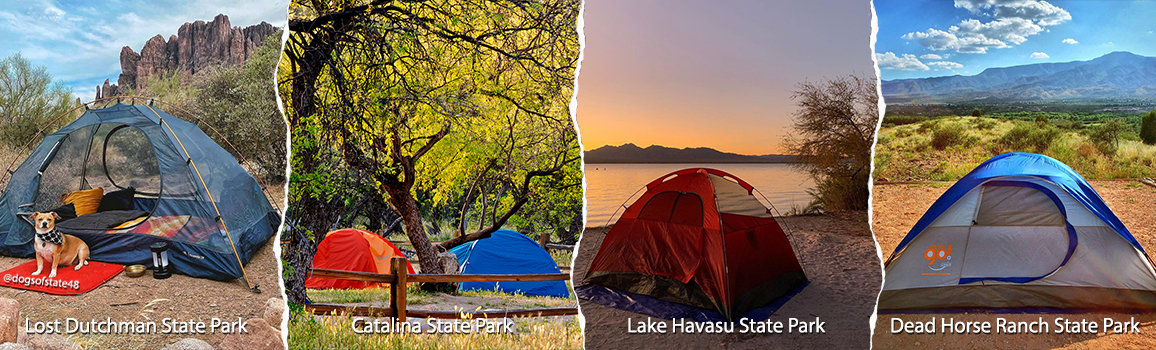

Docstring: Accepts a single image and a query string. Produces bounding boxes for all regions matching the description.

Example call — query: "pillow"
[46,203,77,221]
[61,188,103,216]
[98,187,135,212]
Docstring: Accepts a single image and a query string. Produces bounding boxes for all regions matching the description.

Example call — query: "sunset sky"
[576,0,875,155]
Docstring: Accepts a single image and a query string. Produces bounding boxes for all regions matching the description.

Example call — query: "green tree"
[1089,119,1126,155]
[785,75,878,212]
[280,0,581,301]
[971,109,983,117]
[196,33,288,183]
[0,54,76,148]
[1141,109,1156,145]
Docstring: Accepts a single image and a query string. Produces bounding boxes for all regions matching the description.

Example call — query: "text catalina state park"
[627,317,825,334]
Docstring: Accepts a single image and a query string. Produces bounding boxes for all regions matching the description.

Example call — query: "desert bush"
[0,54,76,148]
[1087,119,1126,156]
[1141,109,1156,145]
[998,122,1060,152]
[917,120,939,134]
[971,109,983,117]
[931,123,972,150]
[969,117,997,130]
[881,115,928,126]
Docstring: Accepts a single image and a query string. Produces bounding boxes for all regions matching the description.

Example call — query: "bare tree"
[784,75,878,212]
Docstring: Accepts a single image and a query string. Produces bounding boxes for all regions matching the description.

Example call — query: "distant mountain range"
[584,144,797,163]
[882,51,1156,103]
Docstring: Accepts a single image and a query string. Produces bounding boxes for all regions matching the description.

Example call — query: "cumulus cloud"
[920,53,944,60]
[0,0,288,97]
[903,0,1070,53]
[927,61,964,69]
[1030,52,1050,58]
[876,52,930,71]
[1062,38,1078,44]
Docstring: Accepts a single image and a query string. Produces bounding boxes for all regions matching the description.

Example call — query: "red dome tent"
[305,228,414,289]
[583,168,806,320]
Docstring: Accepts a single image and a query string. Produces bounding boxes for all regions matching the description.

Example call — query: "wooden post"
[538,231,549,250]
[391,257,407,321]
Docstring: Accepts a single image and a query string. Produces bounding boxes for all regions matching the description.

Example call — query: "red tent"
[305,228,415,289]
[584,168,806,320]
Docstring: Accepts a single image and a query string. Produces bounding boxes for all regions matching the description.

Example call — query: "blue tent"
[0,104,279,283]
[449,229,569,298]
[879,152,1156,311]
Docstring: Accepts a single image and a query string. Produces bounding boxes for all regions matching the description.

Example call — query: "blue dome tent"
[879,152,1156,312]
[449,229,569,298]
[0,102,280,290]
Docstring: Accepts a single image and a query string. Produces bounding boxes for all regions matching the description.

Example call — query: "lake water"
[583,163,815,226]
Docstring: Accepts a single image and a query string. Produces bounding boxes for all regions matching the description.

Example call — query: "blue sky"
[875,0,1156,81]
[0,0,287,100]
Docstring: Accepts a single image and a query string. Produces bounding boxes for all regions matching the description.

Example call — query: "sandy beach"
[872,180,1156,349]
[575,212,881,349]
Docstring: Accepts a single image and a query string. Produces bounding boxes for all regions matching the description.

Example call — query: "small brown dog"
[30,212,89,278]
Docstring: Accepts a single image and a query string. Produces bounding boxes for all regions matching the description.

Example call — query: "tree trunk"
[386,186,444,276]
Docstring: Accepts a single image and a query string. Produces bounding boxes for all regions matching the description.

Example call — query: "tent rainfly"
[305,228,414,289]
[879,152,1156,312]
[449,229,569,298]
[582,168,806,320]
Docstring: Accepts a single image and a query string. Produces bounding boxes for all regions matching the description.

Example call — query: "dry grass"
[875,116,1156,181]
[288,313,581,350]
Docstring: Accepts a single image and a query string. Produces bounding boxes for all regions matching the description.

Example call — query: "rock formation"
[102,14,277,100]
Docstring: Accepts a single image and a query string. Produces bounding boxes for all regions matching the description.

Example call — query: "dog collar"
[36,229,63,245]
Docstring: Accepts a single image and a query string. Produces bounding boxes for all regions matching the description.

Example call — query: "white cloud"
[1062,38,1078,44]
[1030,52,1050,58]
[920,53,943,60]
[875,52,930,71]
[0,0,288,99]
[928,61,964,69]
[904,0,1070,53]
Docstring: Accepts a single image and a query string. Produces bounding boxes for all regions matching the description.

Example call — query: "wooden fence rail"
[305,257,579,320]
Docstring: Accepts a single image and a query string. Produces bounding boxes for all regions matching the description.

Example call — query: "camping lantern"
[150,242,172,279]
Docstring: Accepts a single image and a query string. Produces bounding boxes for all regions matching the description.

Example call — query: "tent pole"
[145,105,259,293]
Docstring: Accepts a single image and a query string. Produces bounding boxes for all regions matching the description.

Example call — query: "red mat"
[0,260,124,295]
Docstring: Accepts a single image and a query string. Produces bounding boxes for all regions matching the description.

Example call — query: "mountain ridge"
[584,143,797,163]
[882,51,1156,103]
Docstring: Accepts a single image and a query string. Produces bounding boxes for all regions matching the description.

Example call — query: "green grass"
[289,314,581,350]
[875,116,1156,181]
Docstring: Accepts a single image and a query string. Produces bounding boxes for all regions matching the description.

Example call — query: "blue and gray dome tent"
[0,101,280,291]
[449,229,570,298]
[879,152,1156,312]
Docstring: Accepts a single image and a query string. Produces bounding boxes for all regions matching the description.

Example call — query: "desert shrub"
[881,115,928,126]
[969,117,997,130]
[1141,109,1156,145]
[917,120,939,134]
[805,173,869,214]
[1077,141,1097,158]
[971,109,983,117]
[998,122,1060,152]
[1087,119,1126,156]
[931,123,972,150]
[0,54,76,148]
[1035,115,1049,124]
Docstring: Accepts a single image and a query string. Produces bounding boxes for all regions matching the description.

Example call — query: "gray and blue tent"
[0,103,279,287]
[879,152,1156,312]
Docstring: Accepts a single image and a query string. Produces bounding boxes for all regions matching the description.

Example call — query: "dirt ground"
[0,234,283,350]
[575,213,882,350]
[872,180,1156,349]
